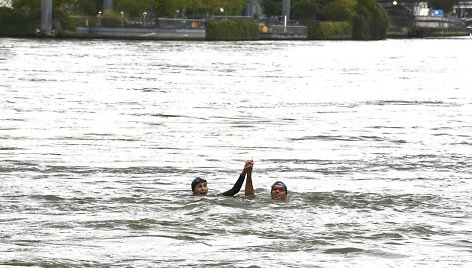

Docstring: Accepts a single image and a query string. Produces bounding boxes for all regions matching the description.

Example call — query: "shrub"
[322,0,356,22]
[352,0,388,40]
[53,10,77,32]
[0,7,40,36]
[308,21,352,40]
[206,19,259,41]
[0,7,76,36]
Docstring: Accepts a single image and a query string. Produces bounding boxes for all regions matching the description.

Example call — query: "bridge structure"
[41,0,52,36]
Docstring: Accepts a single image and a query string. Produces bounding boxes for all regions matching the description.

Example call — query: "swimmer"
[191,160,254,196]
[270,181,288,200]
[243,161,288,200]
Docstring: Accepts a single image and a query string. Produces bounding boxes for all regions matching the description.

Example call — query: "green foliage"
[115,0,155,17]
[307,21,352,39]
[291,0,320,20]
[12,0,40,9]
[206,19,259,40]
[352,0,388,40]
[427,0,460,13]
[261,0,282,17]
[262,0,319,20]
[71,0,102,15]
[53,10,77,32]
[12,0,77,10]
[114,0,247,17]
[322,0,355,21]
[0,7,39,36]
[0,6,75,36]
[7,0,253,18]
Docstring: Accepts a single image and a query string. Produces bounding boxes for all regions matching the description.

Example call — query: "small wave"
[367,232,404,240]
[366,100,454,106]
[395,224,436,236]
[304,191,441,211]
[150,113,208,120]
[0,147,21,150]
[289,135,387,142]
[451,141,472,146]
[126,218,160,230]
[1,259,102,267]
[30,194,65,201]
[324,247,364,254]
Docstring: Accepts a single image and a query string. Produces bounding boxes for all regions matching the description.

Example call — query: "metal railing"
[72,16,157,28]
[71,16,209,29]
[265,24,307,35]
[157,18,205,29]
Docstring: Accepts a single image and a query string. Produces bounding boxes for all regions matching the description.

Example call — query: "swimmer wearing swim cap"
[270,181,288,200]
[191,160,254,196]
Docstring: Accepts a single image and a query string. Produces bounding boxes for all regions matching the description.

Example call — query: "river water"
[1,37,471,267]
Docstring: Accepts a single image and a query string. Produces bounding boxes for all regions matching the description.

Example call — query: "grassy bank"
[308,21,352,40]
[206,19,259,41]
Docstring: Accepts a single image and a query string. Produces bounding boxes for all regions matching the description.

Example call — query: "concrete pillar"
[282,0,291,21]
[245,0,261,17]
[41,0,52,36]
[103,0,113,14]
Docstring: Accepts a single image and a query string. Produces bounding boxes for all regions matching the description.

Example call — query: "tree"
[261,0,282,17]
[352,0,388,40]
[12,0,77,10]
[291,0,319,21]
[71,0,102,15]
[322,0,355,21]
[115,0,155,17]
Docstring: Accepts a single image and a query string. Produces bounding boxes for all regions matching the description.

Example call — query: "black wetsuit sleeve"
[220,172,246,196]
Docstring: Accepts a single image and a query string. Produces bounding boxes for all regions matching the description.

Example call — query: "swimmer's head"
[191,177,208,195]
[271,181,287,200]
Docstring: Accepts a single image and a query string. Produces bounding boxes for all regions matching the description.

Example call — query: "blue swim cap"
[191,177,207,192]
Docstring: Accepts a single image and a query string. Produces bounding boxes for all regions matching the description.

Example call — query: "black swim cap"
[271,181,288,194]
[191,177,207,192]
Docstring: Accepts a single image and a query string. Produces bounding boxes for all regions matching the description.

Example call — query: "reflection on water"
[1,37,472,267]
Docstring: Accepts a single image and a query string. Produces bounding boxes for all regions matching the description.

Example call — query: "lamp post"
[143,11,147,27]
[97,11,102,26]
[120,11,124,27]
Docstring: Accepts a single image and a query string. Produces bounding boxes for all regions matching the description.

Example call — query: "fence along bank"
[65,15,307,41]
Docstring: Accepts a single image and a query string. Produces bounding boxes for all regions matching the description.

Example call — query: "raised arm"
[245,160,254,197]
[221,160,251,197]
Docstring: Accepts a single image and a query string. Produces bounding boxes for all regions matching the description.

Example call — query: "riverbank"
[3,24,469,41]
[60,26,470,41]
[1,14,470,41]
